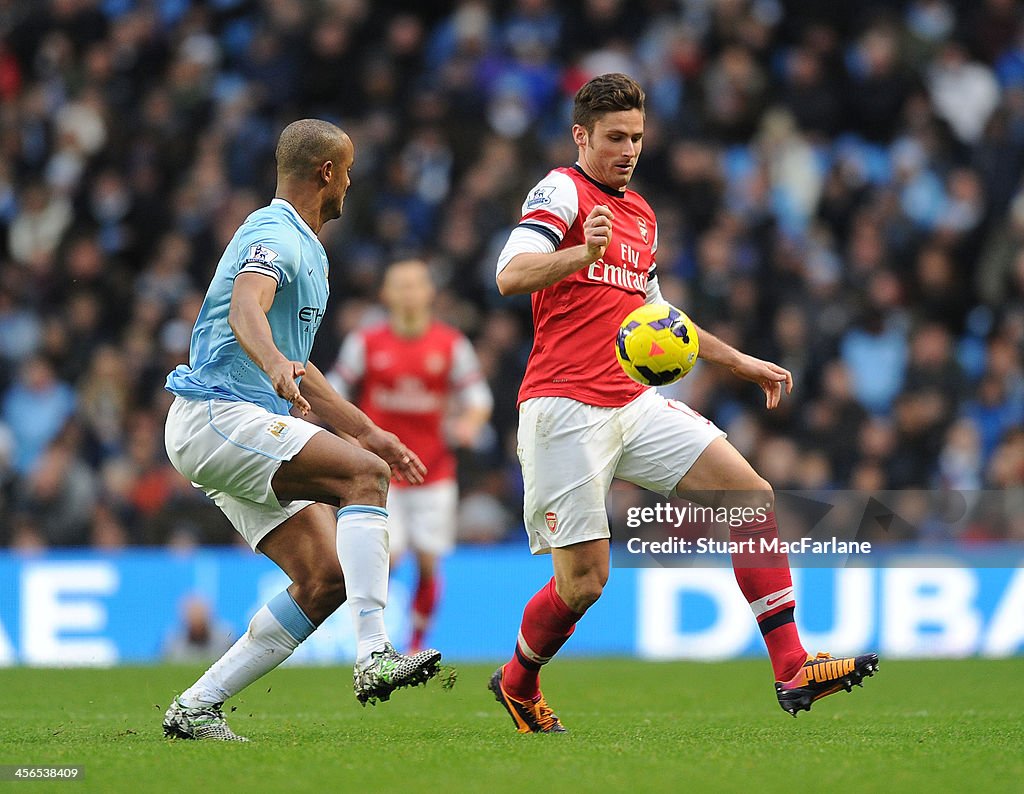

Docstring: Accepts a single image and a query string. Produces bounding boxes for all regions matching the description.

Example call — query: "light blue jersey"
[166,198,330,415]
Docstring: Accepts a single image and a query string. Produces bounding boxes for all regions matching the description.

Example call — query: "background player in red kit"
[489,73,878,732]
[331,259,492,651]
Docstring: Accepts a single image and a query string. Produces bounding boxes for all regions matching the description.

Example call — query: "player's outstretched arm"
[229,272,312,414]
[299,361,427,484]
[692,321,793,410]
[497,205,613,295]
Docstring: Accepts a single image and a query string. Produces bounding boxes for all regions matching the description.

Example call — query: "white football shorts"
[386,480,458,558]
[517,388,726,554]
[165,395,325,550]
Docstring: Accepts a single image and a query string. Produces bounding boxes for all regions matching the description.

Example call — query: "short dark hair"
[275,119,345,178]
[572,73,646,133]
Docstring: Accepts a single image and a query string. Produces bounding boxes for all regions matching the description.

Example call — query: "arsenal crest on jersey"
[545,511,558,532]
[637,216,648,244]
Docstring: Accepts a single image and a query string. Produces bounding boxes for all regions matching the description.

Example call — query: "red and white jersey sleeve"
[496,165,661,408]
[450,336,493,411]
[496,170,579,273]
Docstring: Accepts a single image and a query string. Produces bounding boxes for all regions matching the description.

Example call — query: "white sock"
[179,590,314,707]
[336,505,390,665]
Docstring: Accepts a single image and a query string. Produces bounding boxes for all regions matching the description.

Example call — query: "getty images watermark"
[609,490,1024,568]
[622,503,871,559]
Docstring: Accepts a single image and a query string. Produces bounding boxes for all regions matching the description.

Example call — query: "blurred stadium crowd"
[1,0,1023,550]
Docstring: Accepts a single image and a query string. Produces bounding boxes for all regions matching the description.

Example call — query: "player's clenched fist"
[583,204,613,262]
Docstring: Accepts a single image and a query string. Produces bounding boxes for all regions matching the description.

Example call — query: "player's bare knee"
[344,459,391,507]
[564,576,605,613]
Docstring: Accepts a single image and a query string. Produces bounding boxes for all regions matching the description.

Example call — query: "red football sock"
[410,573,438,651]
[731,511,807,682]
[502,577,583,700]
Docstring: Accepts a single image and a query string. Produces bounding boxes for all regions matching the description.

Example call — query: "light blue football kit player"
[165,199,332,544]
[161,120,441,743]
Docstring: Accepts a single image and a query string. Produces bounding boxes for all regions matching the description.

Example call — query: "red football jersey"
[504,165,658,407]
[332,321,485,486]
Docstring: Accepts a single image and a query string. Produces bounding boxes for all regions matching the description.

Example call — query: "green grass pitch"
[1,659,1022,793]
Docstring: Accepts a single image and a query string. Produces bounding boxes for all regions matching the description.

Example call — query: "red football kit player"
[488,74,878,733]
[331,259,492,651]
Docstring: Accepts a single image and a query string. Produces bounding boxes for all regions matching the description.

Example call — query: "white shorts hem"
[529,528,611,556]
